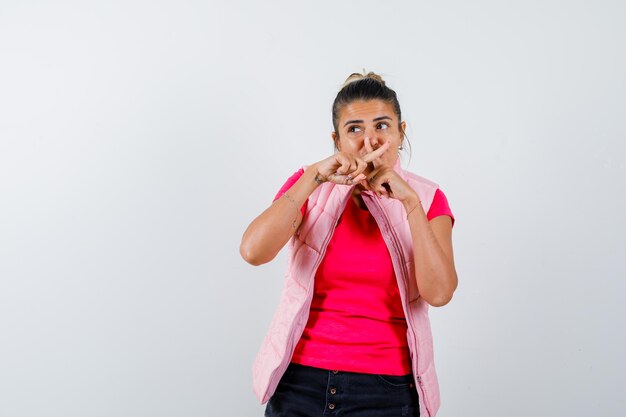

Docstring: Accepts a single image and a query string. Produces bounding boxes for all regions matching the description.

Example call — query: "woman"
[240,72,458,417]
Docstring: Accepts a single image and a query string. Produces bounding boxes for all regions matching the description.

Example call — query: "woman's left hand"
[360,137,419,205]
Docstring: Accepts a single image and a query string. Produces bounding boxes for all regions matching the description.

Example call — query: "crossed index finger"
[362,141,390,164]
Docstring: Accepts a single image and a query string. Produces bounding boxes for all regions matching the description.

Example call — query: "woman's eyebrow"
[343,119,363,127]
[343,115,392,127]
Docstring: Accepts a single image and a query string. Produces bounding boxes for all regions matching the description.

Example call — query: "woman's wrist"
[304,164,326,186]
[305,163,327,186]
[401,192,420,210]
[402,194,422,219]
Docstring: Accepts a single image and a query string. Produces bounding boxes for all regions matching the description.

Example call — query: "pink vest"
[252,160,442,417]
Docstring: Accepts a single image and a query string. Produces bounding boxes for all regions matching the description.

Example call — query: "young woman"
[240,72,458,417]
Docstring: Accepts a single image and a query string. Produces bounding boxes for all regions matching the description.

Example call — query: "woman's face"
[332,99,405,168]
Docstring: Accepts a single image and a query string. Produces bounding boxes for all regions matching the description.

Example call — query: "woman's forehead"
[339,100,397,122]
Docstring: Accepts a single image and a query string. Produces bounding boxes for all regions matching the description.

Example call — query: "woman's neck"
[351,186,369,210]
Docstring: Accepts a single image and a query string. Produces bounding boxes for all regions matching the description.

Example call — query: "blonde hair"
[340,70,387,89]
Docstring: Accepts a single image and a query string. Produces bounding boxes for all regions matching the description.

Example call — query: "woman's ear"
[400,121,407,137]
[331,131,340,150]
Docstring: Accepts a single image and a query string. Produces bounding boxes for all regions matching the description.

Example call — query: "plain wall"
[1,1,625,416]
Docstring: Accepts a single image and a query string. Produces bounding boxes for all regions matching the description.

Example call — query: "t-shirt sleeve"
[273,168,307,216]
[426,188,455,228]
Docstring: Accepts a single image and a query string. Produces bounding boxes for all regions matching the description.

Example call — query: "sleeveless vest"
[252,160,442,417]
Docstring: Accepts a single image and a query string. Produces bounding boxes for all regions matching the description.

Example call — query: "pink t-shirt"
[273,168,454,375]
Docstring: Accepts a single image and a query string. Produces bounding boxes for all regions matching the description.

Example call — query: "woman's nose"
[365,132,384,148]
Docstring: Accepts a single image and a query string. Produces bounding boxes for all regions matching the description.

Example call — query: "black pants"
[265,363,420,417]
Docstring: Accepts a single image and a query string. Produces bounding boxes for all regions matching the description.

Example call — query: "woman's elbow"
[239,238,274,266]
[240,241,264,266]
[427,292,454,307]
[425,281,457,307]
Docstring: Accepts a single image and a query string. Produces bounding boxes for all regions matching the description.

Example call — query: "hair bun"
[341,69,386,89]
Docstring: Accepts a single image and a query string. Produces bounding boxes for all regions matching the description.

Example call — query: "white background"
[1,1,625,416]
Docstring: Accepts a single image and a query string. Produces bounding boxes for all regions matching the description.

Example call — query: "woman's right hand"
[313,142,390,185]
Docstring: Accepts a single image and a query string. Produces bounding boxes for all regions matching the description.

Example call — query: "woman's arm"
[403,196,458,307]
[239,166,320,266]
[360,140,458,306]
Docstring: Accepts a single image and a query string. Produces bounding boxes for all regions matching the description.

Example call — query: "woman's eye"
[377,123,389,130]
[348,126,362,133]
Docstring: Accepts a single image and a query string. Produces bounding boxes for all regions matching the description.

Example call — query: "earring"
[398,144,404,151]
